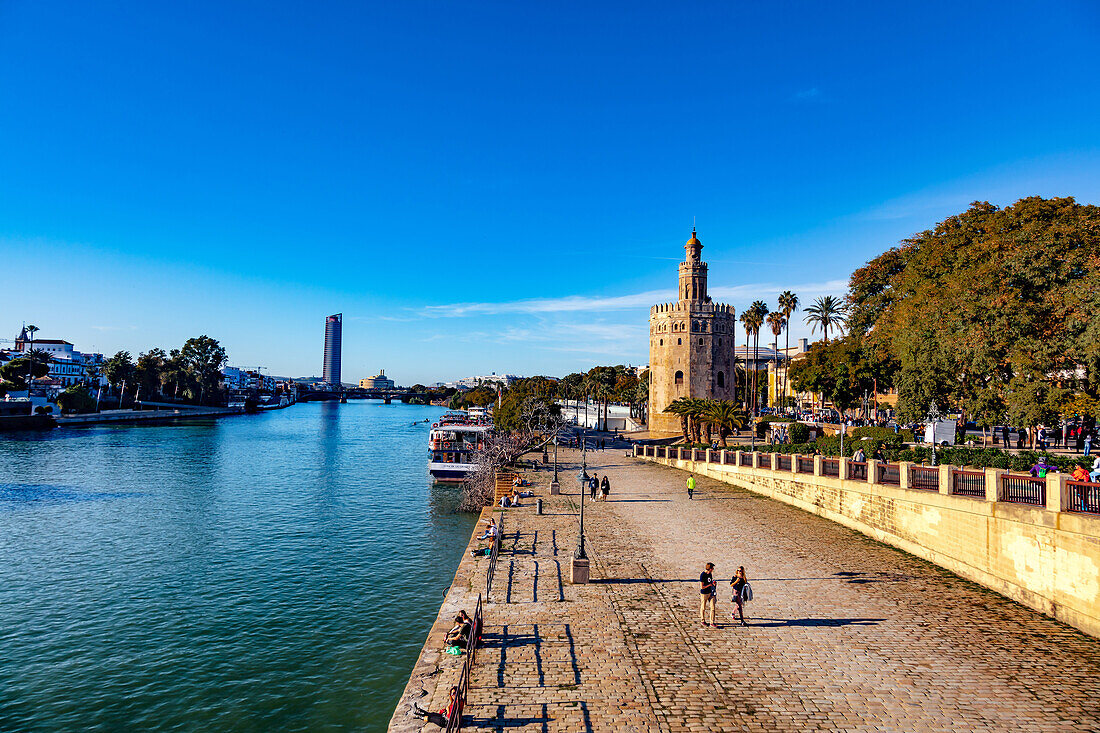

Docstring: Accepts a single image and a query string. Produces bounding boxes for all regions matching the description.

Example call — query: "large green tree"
[180,336,228,404]
[847,197,1100,423]
[103,351,135,391]
[788,336,895,417]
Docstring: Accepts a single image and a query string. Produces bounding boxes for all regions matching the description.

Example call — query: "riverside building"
[647,229,737,434]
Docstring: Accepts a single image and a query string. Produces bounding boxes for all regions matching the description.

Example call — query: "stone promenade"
[393,447,1100,732]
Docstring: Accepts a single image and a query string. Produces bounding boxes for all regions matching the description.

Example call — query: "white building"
[7,328,106,388]
[451,373,520,390]
[359,369,396,390]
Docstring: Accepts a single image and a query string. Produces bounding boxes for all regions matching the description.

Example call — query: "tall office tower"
[323,313,342,386]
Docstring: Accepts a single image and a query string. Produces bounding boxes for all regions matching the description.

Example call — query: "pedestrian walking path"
[400,446,1100,731]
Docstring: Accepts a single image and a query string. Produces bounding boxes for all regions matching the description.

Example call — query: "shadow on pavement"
[747,617,885,628]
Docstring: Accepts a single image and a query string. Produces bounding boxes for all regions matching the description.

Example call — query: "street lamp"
[927,401,942,466]
[575,431,587,561]
[553,434,559,483]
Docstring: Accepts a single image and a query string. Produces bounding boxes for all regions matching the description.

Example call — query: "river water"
[0,402,475,732]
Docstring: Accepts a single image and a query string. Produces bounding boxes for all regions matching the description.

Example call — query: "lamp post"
[575,435,587,560]
[927,401,941,466]
[550,434,560,495]
[553,434,559,483]
[570,430,590,583]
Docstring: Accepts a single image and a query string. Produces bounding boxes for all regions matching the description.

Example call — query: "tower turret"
[678,228,709,302]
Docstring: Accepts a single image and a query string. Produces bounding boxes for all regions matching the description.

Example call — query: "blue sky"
[2,1,1099,384]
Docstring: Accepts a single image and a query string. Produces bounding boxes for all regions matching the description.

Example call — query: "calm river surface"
[0,402,476,732]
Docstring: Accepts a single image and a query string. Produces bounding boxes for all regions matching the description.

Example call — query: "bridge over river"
[392,445,1100,732]
[298,388,432,404]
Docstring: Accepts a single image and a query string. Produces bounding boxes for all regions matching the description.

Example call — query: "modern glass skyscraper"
[323,313,342,386]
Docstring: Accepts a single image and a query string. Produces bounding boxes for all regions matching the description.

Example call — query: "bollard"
[536,498,543,515]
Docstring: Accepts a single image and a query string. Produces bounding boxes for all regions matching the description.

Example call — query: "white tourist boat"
[428,411,491,482]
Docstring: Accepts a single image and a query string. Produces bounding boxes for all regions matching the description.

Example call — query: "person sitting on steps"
[412,685,460,728]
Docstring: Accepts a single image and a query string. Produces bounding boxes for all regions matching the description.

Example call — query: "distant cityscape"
[0,316,563,414]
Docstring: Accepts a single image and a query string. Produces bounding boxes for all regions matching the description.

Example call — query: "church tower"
[648,229,737,434]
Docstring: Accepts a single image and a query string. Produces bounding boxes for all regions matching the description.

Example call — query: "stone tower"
[648,229,737,434]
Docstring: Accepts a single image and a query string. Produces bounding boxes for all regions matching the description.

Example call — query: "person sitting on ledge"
[509,490,522,507]
[444,614,471,647]
[476,519,498,541]
[412,685,459,728]
[1071,464,1090,483]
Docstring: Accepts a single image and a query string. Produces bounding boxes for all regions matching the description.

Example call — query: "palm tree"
[804,295,848,342]
[739,311,754,410]
[704,400,746,447]
[766,311,786,410]
[747,301,769,416]
[777,290,800,407]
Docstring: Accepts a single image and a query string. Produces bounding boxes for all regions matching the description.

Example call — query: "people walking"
[699,562,717,627]
[687,474,696,500]
[600,475,610,501]
[589,473,599,500]
[729,566,751,627]
[1085,432,1093,457]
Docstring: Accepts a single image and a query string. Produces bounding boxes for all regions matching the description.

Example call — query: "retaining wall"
[637,447,1100,639]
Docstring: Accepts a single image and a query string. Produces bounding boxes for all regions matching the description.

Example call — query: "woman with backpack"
[730,566,751,627]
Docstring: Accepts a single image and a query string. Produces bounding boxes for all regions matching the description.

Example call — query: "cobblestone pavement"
[437,448,1100,732]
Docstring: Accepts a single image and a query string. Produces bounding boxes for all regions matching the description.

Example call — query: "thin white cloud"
[420,290,670,317]
[418,279,848,319]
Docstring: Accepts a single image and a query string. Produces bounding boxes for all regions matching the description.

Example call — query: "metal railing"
[877,463,900,485]
[722,451,733,465]
[485,518,503,597]
[776,454,791,471]
[951,469,986,498]
[445,593,483,732]
[1000,473,1045,506]
[1067,480,1100,514]
[739,451,752,467]
[797,456,815,473]
[847,461,867,481]
[822,457,839,477]
[693,449,704,461]
[910,465,939,491]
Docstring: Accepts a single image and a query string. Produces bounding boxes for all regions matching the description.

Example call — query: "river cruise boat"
[428,411,491,482]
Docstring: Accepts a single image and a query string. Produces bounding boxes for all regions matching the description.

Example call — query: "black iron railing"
[847,461,867,481]
[797,456,815,474]
[951,469,986,498]
[822,458,839,477]
[1067,480,1100,514]
[877,463,900,485]
[739,452,752,467]
[445,593,483,732]
[776,454,791,471]
[910,466,939,491]
[1000,473,1046,506]
[486,518,503,597]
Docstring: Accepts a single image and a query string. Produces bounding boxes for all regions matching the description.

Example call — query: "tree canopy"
[847,197,1100,421]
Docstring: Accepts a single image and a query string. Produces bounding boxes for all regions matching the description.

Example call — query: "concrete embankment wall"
[640,449,1100,639]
